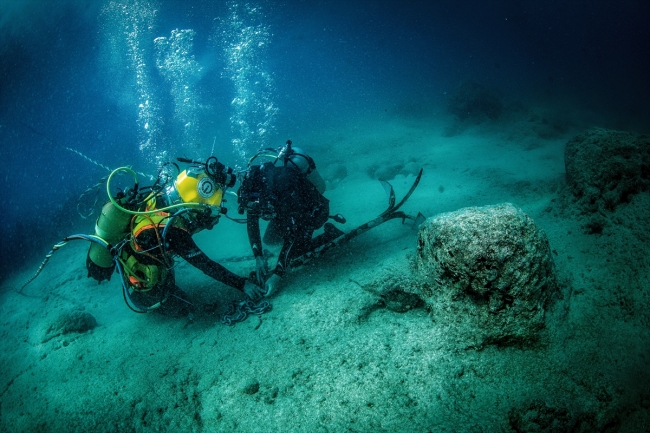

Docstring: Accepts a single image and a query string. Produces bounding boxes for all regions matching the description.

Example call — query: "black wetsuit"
[239,162,331,276]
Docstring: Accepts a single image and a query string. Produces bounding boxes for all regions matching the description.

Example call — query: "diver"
[237,141,345,296]
[87,157,265,315]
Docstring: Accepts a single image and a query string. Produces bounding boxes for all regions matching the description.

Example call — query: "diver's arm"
[246,212,264,258]
[273,242,290,277]
[168,228,247,291]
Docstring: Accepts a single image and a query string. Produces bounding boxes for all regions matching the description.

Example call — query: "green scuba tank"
[86,201,132,283]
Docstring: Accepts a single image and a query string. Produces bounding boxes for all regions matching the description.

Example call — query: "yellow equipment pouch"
[118,249,166,292]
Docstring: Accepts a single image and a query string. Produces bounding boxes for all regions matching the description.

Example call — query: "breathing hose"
[106,167,218,216]
[19,234,109,293]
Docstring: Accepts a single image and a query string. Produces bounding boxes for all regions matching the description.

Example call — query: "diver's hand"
[243,280,266,300]
[255,256,269,286]
[264,273,282,297]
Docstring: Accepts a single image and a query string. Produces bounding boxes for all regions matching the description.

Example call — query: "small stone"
[242,380,260,395]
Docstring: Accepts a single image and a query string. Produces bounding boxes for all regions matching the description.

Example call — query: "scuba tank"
[86,200,132,283]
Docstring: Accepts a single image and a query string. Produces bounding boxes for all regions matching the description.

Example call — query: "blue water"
[1,0,648,282]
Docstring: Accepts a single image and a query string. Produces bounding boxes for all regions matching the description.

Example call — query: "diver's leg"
[309,222,344,251]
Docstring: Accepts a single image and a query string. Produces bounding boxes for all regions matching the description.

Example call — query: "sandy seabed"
[1,110,649,432]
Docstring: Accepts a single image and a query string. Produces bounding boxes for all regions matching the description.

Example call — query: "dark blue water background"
[1,0,648,282]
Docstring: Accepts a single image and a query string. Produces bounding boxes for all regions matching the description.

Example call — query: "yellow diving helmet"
[164,166,224,207]
[156,157,237,232]
[162,156,236,208]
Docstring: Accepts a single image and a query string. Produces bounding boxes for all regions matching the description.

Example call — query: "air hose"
[113,254,167,314]
[19,234,108,293]
[20,167,220,313]
[106,167,217,216]
[19,232,165,314]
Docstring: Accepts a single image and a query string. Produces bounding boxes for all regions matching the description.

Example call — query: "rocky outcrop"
[563,127,650,214]
[412,203,557,348]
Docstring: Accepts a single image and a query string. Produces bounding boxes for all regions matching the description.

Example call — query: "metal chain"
[221,299,272,326]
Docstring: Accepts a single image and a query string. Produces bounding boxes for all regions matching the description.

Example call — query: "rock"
[323,162,348,190]
[42,310,98,343]
[242,380,260,395]
[508,400,598,432]
[563,127,650,214]
[263,386,279,404]
[447,80,503,122]
[413,203,557,348]
[354,272,426,322]
[379,288,425,313]
[368,162,403,181]
[366,158,421,181]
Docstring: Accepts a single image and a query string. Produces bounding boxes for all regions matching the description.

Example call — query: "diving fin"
[412,212,426,229]
[380,179,396,211]
[290,168,425,269]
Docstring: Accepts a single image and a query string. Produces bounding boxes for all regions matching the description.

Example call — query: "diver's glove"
[264,273,282,297]
[255,256,269,286]
[243,280,266,300]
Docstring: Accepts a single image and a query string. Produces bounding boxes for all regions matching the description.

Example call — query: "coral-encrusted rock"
[564,127,650,214]
[413,203,556,348]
